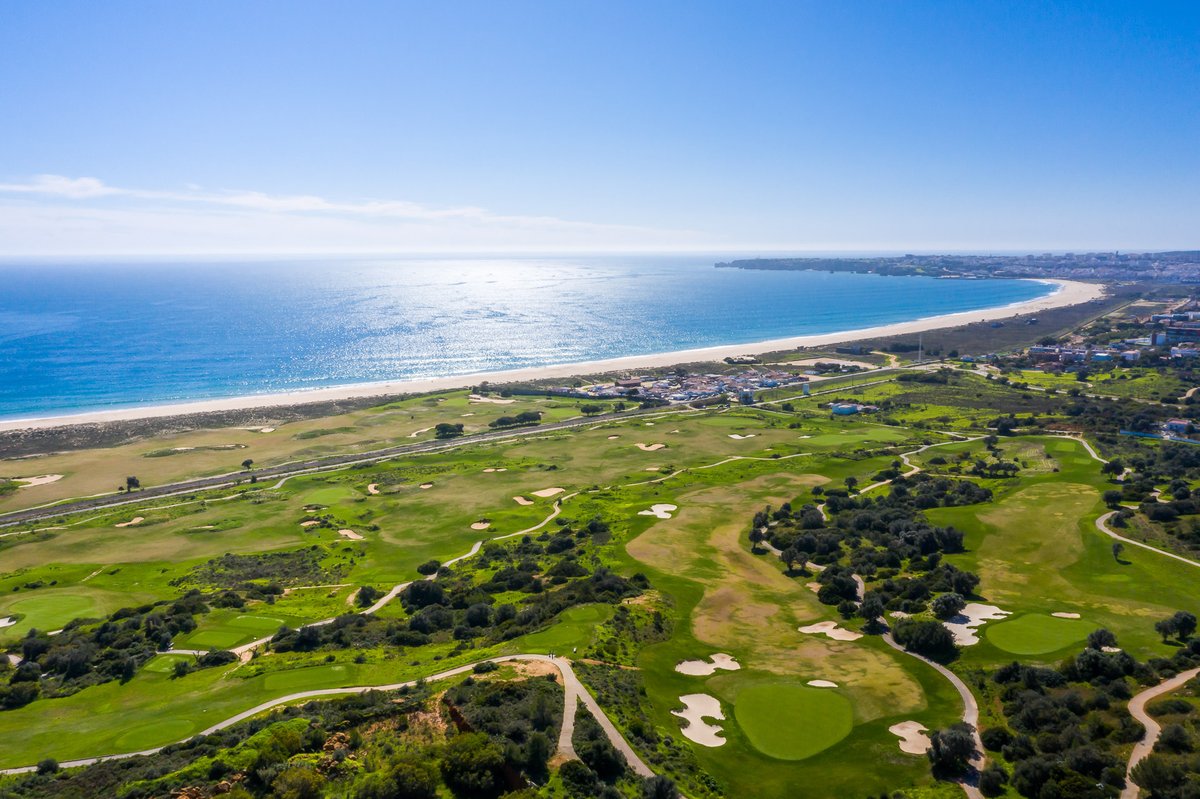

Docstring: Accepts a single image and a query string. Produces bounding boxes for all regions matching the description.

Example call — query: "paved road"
[1122,666,1200,799]
[0,653,654,778]
[0,407,680,528]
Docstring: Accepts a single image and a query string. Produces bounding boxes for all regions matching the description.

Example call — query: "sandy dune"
[889,721,932,755]
[798,621,863,641]
[513,496,533,506]
[672,694,726,747]
[638,503,678,520]
[115,517,144,528]
[637,443,666,451]
[14,474,63,488]
[531,487,565,498]
[338,529,363,540]
[807,680,838,688]
[675,653,741,676]
[943,603,1011,646]
[469,394,515,404]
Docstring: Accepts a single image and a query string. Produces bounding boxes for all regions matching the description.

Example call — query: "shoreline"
[0,278,1105,432]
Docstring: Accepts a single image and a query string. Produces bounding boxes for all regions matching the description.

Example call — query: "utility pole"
[918,333,923,365]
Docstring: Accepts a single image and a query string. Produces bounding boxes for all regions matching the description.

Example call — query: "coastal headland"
[0,278,1104,432]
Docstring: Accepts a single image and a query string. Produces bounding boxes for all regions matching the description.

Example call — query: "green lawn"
[986,614,1097,655]
[733,682,854,760]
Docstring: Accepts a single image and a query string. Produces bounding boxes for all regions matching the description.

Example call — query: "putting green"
[7,592,99,630]
[986,613,1096,655]
[734,682,854,760]
[114,718,197,750]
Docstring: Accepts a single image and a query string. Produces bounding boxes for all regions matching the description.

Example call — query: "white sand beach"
[0,279,1104,431]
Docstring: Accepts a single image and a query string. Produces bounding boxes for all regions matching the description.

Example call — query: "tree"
[1173,611,1198,640]
[979,764,1009,797]
[416,559,441,576]
[859,594,885,629]
[1155,617,1178,642]
[241,458,254,470]
[35,759,58,776]
[172,660,191,679]
[356,585,382,608]
[580,404,604,416]
[893,618,957,658]
[931,592,966,620]
[272,766,325,799]
[1086,628,1118,650]
[1111,542,1124,562]
[1103,489,1123,508]
[928,724,976,776]
[844,476,858,491]
[1102,459,1125,477]
[642,775,679,799]
[780,546,799,573]
[435,423,465,439]
[125,475,140,492]
[748,526,765,553]
[439,732,505,799]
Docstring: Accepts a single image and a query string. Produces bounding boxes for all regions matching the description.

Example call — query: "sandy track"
[1122,666,1200,799]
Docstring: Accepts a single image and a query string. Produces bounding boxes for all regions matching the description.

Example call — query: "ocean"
[0,255,1051,419]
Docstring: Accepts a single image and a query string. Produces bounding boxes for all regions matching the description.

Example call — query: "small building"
[1166,419,1192,435]
[831,403,860,415]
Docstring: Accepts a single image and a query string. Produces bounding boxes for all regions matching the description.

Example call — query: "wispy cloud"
[0,174,708,255]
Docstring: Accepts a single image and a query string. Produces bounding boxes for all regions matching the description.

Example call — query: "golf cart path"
[0,653,653,778]
[1096,511,1200,571]
[1122,666,1200,799]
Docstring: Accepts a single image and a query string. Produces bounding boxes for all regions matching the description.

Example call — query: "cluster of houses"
[1026,345,1143,365]
[567,369,808,404]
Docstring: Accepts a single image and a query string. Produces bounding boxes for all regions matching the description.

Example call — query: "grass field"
[733,682,854,760]
[985,614,1096,655]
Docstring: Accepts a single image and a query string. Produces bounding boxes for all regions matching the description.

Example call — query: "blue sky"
[0,1,1196,254]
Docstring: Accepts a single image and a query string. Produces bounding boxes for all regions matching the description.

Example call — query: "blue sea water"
[0,255,1051,419]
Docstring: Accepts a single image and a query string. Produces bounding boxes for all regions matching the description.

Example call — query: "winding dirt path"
[0,654,653,778]
[1122,666,1200,799]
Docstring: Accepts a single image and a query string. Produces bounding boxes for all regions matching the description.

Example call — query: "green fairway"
[986,614,1096,655]
[517,604,613,653]
[733,682,854,760]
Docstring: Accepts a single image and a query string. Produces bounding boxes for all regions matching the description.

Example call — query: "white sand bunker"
[0,617,15,629]
[807,680,838,688]
[367,484,380,495]
[805,582,822,594]
[728,434,756,440]
[513,496,533,506]
[338,529,363,540]
[531,487,565,498]
[1102,646,1122,653]
[637,443,666,451]
[461,412,475,417]
[672,694,726,747]
[889,721,932,755]
[115,517,144,528]
[482,467,508,473]
[607,435,620,440]
[639,504,678,520]
[943,603,1011,646]
[469,394,514,404]
[1052,612,1081,619]
[675,653,741,676]
[471,521,491,530]
[419,483,433,489]
[798,621,863,641]
[15,474,64,488]
[300,520,321,527]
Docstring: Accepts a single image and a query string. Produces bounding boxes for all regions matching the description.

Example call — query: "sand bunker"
[531,487,565,498]
[469,394,514,404]
[408,426,434,438]
[805,582,822,594]
[1051,612,1082,619]
[15,474,63,488]
[675,653,741,676]
[889,721,932,755]
[0,617,14,629]
[513,496,533,506]
[338,529,363,540]
[798,621,863,641]
[645,422,655,426]
[419,483,433,489]
[943,603,1011,646]
[637,443,666,451]
[807,680,838,688]
[1102,646,1122,653]
[889,611,912,619]
[482,468,508,473]
[471,522,491,530]
[728,434,756,440]
[115,517,144,528]
[638,503,678,520]
[300,520,321,527]
[672,694,726,747]
[460,412,475,417]
[367,483,380,495]
[607,435,620,440]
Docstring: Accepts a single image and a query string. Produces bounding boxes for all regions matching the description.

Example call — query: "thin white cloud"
[0,174,710,255]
